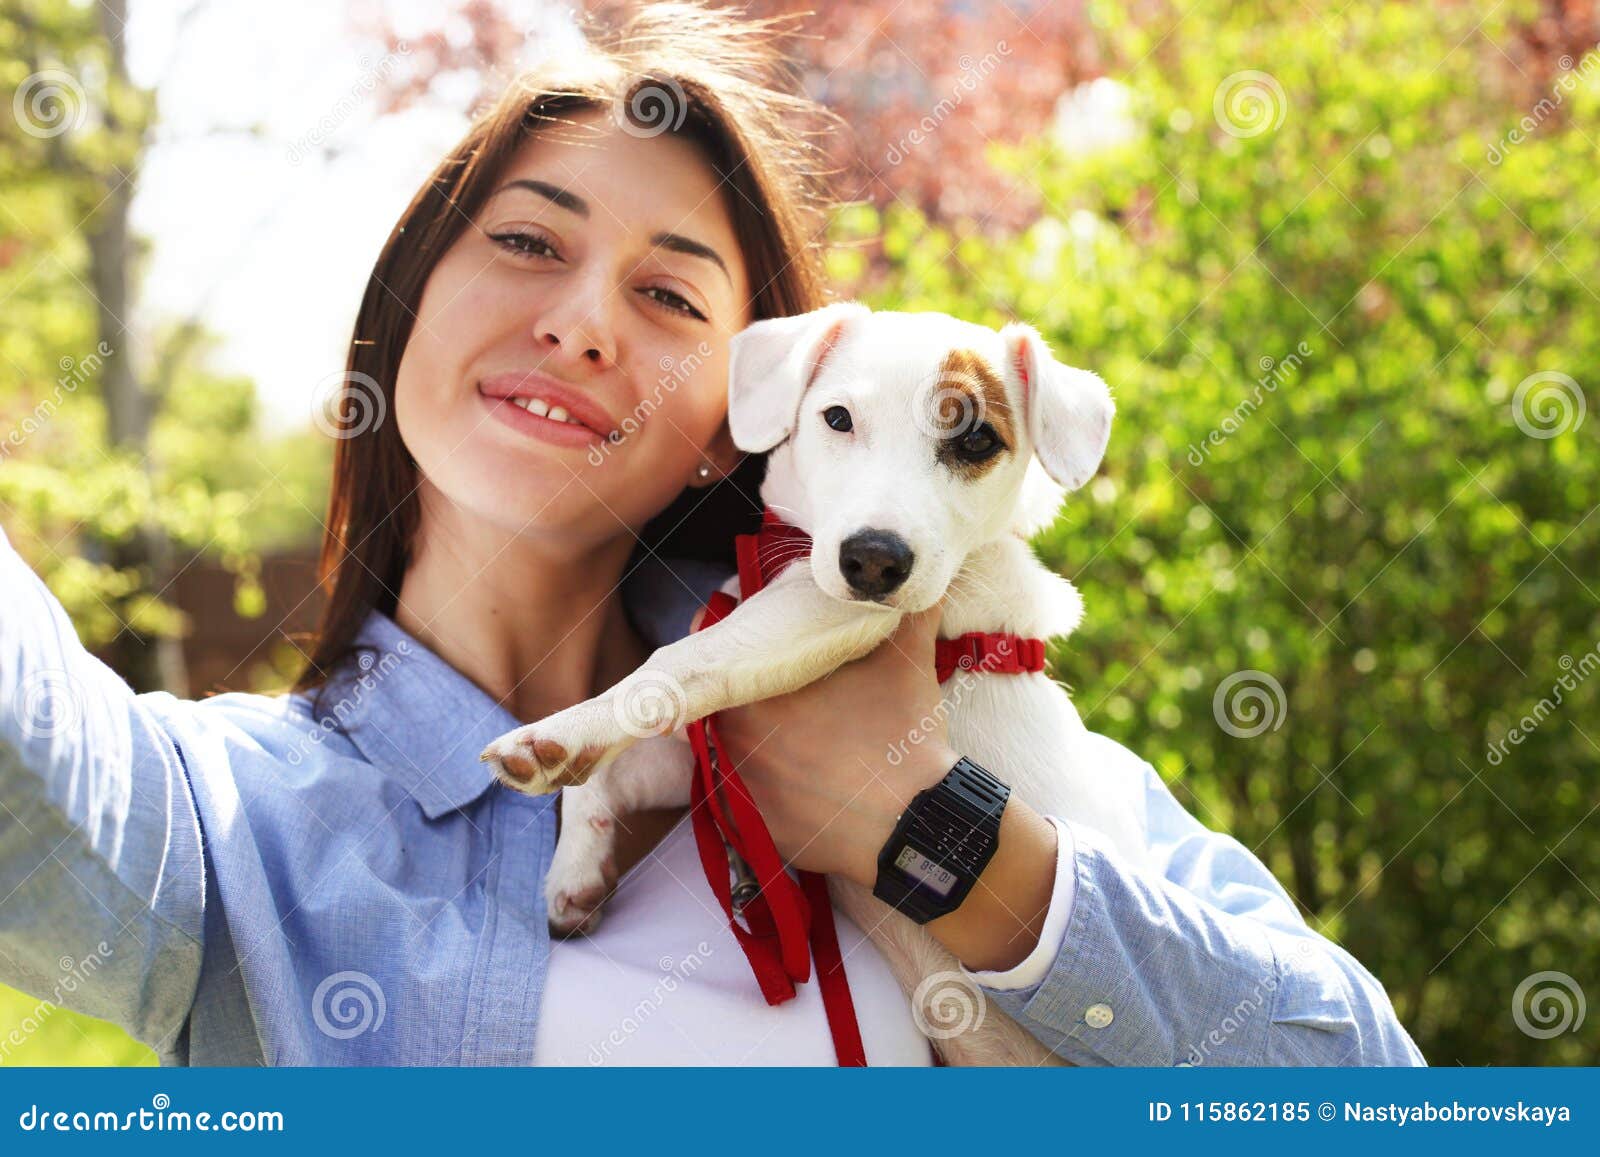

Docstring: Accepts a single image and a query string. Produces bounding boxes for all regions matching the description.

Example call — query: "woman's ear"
[727,301,870,452]
[1000,321,1114,492]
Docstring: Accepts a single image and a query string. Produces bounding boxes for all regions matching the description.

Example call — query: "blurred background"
[1,0,1596,1066]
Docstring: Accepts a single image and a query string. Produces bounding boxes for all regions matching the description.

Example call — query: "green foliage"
[0,984,156,1066]
[862,0,1598,1064]
[0,3,330,647]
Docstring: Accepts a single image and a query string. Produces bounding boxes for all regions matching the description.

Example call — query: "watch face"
[893,844,959,897]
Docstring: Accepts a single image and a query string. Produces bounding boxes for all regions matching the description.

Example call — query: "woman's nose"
[534,293,617,370]
[540,326,608,366]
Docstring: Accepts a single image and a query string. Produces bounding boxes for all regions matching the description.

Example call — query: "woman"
[0,3,1423,1066]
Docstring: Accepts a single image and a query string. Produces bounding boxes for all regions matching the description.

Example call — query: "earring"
[695,462,713,481]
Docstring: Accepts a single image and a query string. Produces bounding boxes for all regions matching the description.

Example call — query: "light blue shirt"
[0,524,1423,1065]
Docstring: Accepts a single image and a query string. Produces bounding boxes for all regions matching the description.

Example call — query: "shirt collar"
[330,610,529,819]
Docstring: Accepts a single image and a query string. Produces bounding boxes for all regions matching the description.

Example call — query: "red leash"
[684,510,1048,1066]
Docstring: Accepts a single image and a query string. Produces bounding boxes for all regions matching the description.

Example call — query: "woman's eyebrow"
[494,179,589,217]
[493,177,730,285]
[651,231,731,285]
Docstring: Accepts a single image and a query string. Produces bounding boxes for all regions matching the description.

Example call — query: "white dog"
[481,303,1149,1065]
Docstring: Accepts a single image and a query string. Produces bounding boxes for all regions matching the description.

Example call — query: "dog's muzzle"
[839,530,915,600]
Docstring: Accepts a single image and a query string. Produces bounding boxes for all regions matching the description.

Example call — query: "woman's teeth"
[509,396,585,428]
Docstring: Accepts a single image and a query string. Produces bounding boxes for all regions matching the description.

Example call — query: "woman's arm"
[683,592,1424,1067]
[0,521,205,1051]
[956,731,1427,1067]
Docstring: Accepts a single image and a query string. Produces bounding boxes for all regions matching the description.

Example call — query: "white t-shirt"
[532,815,936,1065]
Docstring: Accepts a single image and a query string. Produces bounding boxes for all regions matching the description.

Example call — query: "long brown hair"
[294,2,838,694]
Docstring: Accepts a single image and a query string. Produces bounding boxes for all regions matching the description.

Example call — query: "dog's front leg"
[546,733,695,936]
[482,567,900,794]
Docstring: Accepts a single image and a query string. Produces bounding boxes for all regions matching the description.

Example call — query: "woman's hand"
[692,601,1061,972]
[696,604,958,887]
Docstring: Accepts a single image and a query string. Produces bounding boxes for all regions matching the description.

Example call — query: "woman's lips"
[476,371,619,437]
[480,390,606,448]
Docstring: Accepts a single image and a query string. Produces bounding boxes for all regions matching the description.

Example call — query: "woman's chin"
[431,454,630,536]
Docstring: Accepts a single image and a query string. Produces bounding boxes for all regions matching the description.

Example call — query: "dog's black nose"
[839,530,915,599]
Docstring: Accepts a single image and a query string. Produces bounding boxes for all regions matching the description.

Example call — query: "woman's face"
[394,109,753,548]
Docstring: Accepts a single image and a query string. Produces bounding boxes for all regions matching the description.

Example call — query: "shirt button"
[1085,1003,1114,1029]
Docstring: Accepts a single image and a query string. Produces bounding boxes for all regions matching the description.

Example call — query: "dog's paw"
[479,701,628,795]
[545,849,619,938]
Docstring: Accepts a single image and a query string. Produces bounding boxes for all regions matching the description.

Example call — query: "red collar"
[739,509,1049,683]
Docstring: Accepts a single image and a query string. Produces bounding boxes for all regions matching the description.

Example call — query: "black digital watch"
[871,755,1011,924]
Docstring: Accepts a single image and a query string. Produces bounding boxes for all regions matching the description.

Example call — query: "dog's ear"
[728,301,870,452]
[1000,322,1114,492]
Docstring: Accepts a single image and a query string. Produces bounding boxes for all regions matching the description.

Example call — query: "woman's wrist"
[832,742,954,889]
[927,797,1058,972]
[839,743,1059,974]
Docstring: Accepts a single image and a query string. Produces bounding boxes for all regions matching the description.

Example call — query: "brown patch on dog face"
[931,347,1013,479]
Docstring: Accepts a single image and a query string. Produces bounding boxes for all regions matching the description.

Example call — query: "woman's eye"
[487,231,706,322]
[952,423,1000,459]
[489,231,558,260]
[639,286,706,321]
[824,405,853,432]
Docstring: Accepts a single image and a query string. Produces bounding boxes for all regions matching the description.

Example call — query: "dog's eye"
[823,405,853,432]
[952,423,1001,460]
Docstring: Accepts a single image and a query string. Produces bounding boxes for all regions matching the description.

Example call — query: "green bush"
[851,0,1598,1064]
